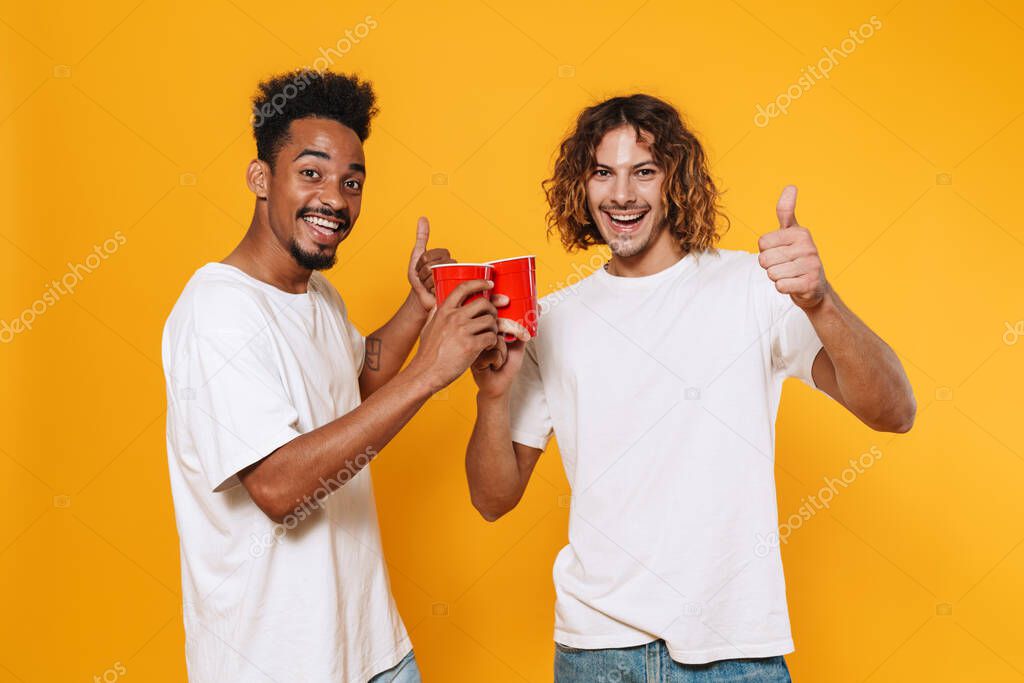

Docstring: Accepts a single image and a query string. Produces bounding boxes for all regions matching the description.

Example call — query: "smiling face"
[260,116,366,270]
[585,125,667,259]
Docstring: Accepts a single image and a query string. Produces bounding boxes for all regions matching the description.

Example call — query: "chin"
[289,240,338,271]
[607,232,652,258]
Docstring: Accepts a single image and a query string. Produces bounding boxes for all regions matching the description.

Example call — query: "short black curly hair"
[251,70,378,167]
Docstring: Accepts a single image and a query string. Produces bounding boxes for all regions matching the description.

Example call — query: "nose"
[317,182,348,215]
[611,172,636,206]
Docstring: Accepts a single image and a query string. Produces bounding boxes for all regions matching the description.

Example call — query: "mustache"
[598,204,651,212]
[297,206,350,229]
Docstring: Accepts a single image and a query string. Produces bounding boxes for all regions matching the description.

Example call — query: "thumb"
[776,185,799,229]
[413,216,430,254]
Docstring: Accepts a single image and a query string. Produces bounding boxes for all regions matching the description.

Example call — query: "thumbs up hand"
[757,185,828,310]
[408,216,456,311]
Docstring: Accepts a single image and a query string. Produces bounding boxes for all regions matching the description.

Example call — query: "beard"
[607,230,654,258]
[288,239,336,271]
[604,216,665,259]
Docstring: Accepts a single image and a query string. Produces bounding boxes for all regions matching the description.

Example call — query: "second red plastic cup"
[430,263,495,307]
[488,255,538,342]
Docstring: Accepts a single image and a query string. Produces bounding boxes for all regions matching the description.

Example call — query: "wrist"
[803,280,839,320]
[399,361,442,400]
[403,289,430,322]
[476,388,512,406]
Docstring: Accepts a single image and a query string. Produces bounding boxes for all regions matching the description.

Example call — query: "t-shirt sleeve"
[183,329,302,492]
[175,287,303,493]
[508,339,554,450]
[767,283,826,391]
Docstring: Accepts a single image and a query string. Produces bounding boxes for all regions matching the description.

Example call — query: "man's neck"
[222,210,312,295]
[606,228,687,278]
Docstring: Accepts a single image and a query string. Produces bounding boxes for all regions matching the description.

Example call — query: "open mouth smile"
[301,213,348,242]
[603,208,650,233]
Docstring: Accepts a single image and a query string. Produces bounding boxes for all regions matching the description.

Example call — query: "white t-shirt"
[509,248,825,665]
[161,263,409,683]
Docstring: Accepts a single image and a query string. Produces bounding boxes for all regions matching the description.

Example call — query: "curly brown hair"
[543,94,729,254]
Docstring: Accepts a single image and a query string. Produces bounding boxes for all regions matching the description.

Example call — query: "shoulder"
[692,249,777,305]
[309,271,348,314]
[166,264,270,339]
[535,257,605,321]
[695,247,760,279]
[718,248,794,318]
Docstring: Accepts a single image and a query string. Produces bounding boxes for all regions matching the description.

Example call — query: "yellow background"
[3,0,1023,680]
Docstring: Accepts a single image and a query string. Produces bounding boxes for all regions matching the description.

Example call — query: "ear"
[246,159,271,200]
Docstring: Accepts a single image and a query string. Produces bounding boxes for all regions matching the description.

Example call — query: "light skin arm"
[466,186,918,524]
[465,339,544,521]
[358,217,454,399]
[464,293,916,523]
[239,279,502,523]
[759,186,916,433]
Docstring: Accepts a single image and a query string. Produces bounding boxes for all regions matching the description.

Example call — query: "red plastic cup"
[488,256,538,341]
[430,263,495,307]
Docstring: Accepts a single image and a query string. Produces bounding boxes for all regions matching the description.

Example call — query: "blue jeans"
[555,640,791,682]
[368,649,421,683]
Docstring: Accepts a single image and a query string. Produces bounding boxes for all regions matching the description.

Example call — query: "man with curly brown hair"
[465,94,916,681]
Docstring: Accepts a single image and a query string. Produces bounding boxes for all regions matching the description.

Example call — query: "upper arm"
[473,440,543,521]
[179,330,301,494]
[508,340,554,450]
[512,441,544,486]
[810,346,850,410]
[357,335,380,401]
[236,453,283,522]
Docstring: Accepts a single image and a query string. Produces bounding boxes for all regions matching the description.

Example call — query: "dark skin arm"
[358,217,454,399]
[239,279,502,523]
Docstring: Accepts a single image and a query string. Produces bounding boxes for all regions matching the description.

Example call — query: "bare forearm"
[359,291,428,398]
[252,367,434,521]
[466,393,528,520]
[806,284,916,430]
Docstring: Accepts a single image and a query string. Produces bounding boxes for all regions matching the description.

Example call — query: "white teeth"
[303,215,338,230]
[609,211,646,221]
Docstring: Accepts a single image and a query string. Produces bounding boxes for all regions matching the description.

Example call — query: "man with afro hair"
[162,70,525,682]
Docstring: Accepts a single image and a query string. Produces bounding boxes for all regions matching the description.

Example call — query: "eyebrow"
[292,149,366,173]
[595,160,657,170]
[293,148,330,162]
